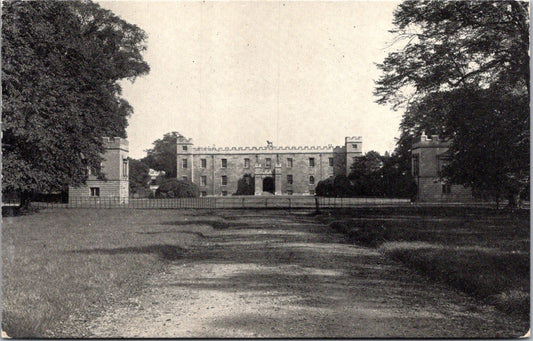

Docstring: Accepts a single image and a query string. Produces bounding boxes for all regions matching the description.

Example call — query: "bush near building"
[155,179,199,198]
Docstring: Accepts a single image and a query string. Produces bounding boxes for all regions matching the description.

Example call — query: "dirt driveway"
[84,210,524,338]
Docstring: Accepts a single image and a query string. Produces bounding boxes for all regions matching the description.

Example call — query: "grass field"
[319,207,530,322]
[1,209,219,337]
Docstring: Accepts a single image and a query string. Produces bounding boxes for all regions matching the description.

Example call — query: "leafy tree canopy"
[316,151,416,199]
[142,132,182,178]
[128,158,151,198]
[375,0,529,204]
[2,0,150,197]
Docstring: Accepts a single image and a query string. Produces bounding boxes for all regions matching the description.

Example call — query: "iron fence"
[2,196,521,210]
[4,196,409,209]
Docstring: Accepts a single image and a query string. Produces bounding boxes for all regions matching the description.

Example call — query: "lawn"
[1,208,219,338]
[319,207,530,322]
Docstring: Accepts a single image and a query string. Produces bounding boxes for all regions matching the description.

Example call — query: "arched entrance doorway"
[262,176,274,194]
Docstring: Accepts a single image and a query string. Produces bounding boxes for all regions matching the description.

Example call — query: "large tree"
[128,158,151,198]
[375,0,529,205]
[2,1,149,205]
[142,132,181,178]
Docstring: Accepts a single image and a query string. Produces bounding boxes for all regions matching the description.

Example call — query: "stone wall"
[181,151,339,196]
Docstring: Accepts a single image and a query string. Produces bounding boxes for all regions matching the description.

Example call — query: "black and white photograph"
[1,0,530,338]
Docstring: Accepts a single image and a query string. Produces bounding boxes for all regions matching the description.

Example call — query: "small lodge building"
[68,137,129,203]
[411,133,473,202]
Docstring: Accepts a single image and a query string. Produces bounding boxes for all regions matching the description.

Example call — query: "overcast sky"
[97,1,402,159]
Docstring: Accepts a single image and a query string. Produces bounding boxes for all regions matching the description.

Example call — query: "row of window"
[199,189,315,197]
[182,157,335,169]
[197,175,315,186]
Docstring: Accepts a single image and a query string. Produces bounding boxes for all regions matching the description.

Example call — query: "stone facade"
[412,134,472,202]
[68,137,129,203]
[176,136,363,196]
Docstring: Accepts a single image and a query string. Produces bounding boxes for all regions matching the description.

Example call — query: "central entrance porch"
[254,165,282,195]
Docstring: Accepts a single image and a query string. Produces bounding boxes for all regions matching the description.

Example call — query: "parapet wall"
[192,144,344,154]
[345,136,362,143]
[102,137,129,151]
[413,134,450,148]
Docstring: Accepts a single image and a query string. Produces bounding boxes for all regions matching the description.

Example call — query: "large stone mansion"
[176,135,363,196]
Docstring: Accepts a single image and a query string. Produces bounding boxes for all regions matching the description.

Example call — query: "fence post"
[315,197,320,214]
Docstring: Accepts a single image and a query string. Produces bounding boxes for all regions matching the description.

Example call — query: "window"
[329,157,334,167]
[309,175,315,184]
[182,158,188,168]
[287,174,293,184]
[182,145,188,151]
[201,191,207,197]
[201,176,207,186]
[244,158,250,168]
[287,158,293,168]
[309,158,315,167]
[122,159,128,178]
[90,187,100,197]
[442,184,451,194]
[266,158,271,168]
[222,191,228,196]
[412,155,420,177]
[287,190,293,195]
[221,159,227,168]
[437,155,450,177]
[201,159,207,168]
[182,176,187,181]
[352,144,358,149]
[221,175,228,186]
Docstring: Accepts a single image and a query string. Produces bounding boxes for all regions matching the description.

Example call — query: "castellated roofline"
[177,136,193,144]
[102,137,129,150]
[191,144,345,154]
[345,136,362,142]
[413,133,450,148]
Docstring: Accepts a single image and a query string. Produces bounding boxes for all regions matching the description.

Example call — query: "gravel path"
[86,211,526,338]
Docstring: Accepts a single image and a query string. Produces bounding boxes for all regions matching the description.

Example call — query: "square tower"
[412,134,472,202]
[68,137,129,203]
[176,135,194,182]
[345,136,363,175]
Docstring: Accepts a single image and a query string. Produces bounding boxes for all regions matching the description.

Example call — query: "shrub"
[234,174,254,195]
[155,179,199,198]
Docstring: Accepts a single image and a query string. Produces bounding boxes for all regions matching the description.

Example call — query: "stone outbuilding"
[68,137,129,203]
[411,134,472,202]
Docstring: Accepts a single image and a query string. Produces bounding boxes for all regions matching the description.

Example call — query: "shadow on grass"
[160,220,249,230]
[135,230,207,238]
[67,244,187,262]
[383,244,530,320]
